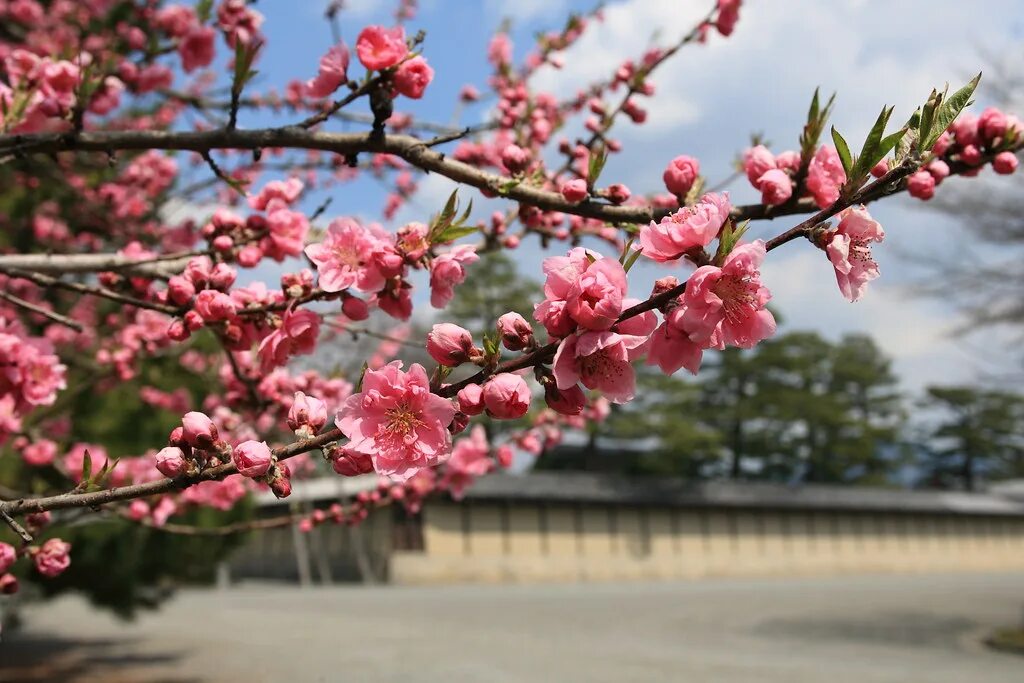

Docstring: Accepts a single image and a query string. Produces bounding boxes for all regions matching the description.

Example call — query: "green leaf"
[831,126,854,176]
[196,0,213,22]
[82,450,93,483]
[923,72,981,151]
[434,224,479,243]
[854,105,894,178]
[354,362,369,393]
[588,145,608,186]
[622,246,643,273]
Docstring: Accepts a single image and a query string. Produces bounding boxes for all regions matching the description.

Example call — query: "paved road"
[3,573,1023,682]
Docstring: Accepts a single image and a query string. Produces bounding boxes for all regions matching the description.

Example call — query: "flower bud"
[181,411,218,449]
[167,276,196,306]
[906,170,935,200]
[212,235,234,252]
[0,573,19,595]
[287,391,328,435]
[560,178,588,203]
[127,499,150,521]
[960,144,982,166]
[457,384,485,416]
[194,289,237,322]
[155,446,187,477]
[927,160,950,184]
[993,151,1018,175]
[605,183,631,204]
[341,294,370,321]
[25,511,50,529]
[167,318,190,341]
[449,411,470,434]
[501,144,530,174]
[651,276,680,298]
[757,169,793,206]
[663,155,700,197]
[332,449,374,476]
[496,445,514,469]
[482,373,531,419]
[0,542,16,574]
[544,383,586,416]
[426,323,478,367]
[33,538,71,578]
[237,244,263,268]
[870,159,889,178]
[209,263,237,290]
[497,312,534,351]
[267,464,292,499]
[233,440,273,478]
[183,310,205,332]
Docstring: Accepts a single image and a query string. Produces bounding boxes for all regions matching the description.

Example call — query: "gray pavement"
[2,572,1024,682]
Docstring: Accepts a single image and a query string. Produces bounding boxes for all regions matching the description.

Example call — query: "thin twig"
[0,289,83,332]
[0,508,33,544]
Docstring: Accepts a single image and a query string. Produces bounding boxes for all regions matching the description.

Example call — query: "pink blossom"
[441,425,491,500]
[233,440,273,478]
[342,294,370,321]
[482,373,531,419]
[248,178,303,211]
[497,312,534,351]
[0,542,15,574]
[993,151,1019,175]
[180,26,216,72]
[22,439,57,467]
[681,240,776,348]
[978,107,1008,142]
[501,144,530,174]
[257,308,320,372]
[743,145,776,187]
[565,257,628,331]
[906,170,935,200]
[426,323,477,366]
[824,206,884,302]
[757,169,793,206]
[552,331,648,404]
[560,178,588,203]
[288,391,328,435]
[429,245,478,308]
[647,310,705,376]
[355,25,408,71]
[335,361,455,482]
[488,33,512,67]
[306,43,350,98]
[533,298,575,339]
[716,0,742,36]
[544,382,586,415]
[33,538,71,578]
[457,384,485,416]
[393,56,434,99]
[182,411,218,449]
[663,155,700,196]
[264,207,309,260]
[639,192,731,262]
[806,146,847,208]
[332,448,374,476]
[193,289,236,322]
[305,218,389,294]
[155,446,187,477]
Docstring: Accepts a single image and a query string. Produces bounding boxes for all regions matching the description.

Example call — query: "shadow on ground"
[0,634,199,683]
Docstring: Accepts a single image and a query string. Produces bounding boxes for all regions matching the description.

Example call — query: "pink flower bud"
[651,276,680,298]
[743,145,776,187]
[233,440,273,478]
[25,511,50,528]
[978,107,1008,142]
[927,160,950,184]
[756,169,793,206]
[449,411,469,434]
[870,159,889,178]
[127,499,150,521]
[331,449,373,477]
[341,295,370,321]
[287,391,328,434]
[181,411,218,449]
[503,235,521,249]
[497,312,534,351]
[932,132,953,157]
[993,151,1018,175]
[0,542,16,574]
[167,276,196,306]
[605,183,631,204]
[544,383,586,416]
[457,384,485,415]
[906,170,935,200]
[155,446,187,477]
[33,538,71,578]
[496,445,514,468]
[0,573,18,595]
[237,244,263,268]
[426,323,477,366]
[560,179,589,203]
[269,464,292,498]
[393,55,434,99]
[482,373,531,419]
[212,235,234,252]
[194,289,237,322]
[501,144,530,174]
[299,518,314,533]
[663,155,700,196]
[169,426,187,447]
[183,310,205,331]
[209,263,237,290]
[960,144,982,166]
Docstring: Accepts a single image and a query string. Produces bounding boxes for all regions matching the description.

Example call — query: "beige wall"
[391,501,1024,584]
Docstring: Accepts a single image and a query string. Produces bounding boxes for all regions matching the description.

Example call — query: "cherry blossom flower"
[305,218,388,293]
[355,25,407,71]
[257,308,320,372]
[806,146,847,208]
[335,361,455,482]
[306,43,350,98]
[429,245,478,308]
[639,192,731,262]
[33,538,71,578]
[823,206,885,302]
[552,330,649,404]
[440,425,491,500]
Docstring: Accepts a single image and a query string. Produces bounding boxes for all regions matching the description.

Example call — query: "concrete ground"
[2,573,1023,682]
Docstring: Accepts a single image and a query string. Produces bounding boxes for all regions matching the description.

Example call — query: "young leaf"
[355,362,369,393]
[622,245,643,273]
[831,127,854,176]
[434,224,479,243]
[855,105,894,178]
[196,0,213,22]
[923,72,981,151]
[588,145,608,186]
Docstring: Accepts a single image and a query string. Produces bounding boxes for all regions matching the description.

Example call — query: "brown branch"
[0,428,344,517]
[0,252,193,277]
[0,268,181,314]
[0,289,83,332]
[0,508,33,544]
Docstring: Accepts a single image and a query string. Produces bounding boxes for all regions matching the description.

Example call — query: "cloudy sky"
[237,0,1024,394]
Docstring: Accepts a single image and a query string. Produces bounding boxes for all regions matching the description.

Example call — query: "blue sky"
[207,0,1024,393]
